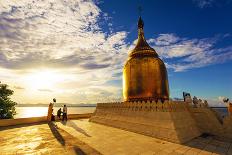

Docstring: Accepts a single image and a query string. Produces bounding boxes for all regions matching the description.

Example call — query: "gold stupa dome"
[123,16,169,102]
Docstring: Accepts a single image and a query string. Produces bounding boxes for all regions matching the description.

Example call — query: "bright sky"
[0,0,231,106]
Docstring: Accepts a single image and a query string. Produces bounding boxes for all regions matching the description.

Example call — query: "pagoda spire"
[129,16,158,57]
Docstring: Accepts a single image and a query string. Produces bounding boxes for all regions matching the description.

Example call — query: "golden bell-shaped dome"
[123,16,169,102]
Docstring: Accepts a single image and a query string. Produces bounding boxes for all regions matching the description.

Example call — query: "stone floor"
[57,119,232,155]
[0,122,100,155]
[1,119,232,155]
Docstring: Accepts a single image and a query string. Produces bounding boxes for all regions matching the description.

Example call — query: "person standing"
[62,105,67,121]
[228,103,232,116]
[51,109,55,121]
[57,108,62,120]
[47,102,54,121]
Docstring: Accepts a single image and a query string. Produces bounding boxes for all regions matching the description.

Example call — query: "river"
[15,107,96,118]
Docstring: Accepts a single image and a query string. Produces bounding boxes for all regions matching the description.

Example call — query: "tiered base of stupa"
[89,100,201,144]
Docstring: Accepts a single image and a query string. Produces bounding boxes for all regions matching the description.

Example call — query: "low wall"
[0,116,47,127]
[90,101,201,144]
[190,107,223,134]
[67,113,92,120]
[190,107,232,141]
[0,113,93,127]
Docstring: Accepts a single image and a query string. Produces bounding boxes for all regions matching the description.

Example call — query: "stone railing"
[96,100,189,112]
[193,102,209,108]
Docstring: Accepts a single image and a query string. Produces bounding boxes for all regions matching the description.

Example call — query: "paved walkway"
[0,122,100,155]
[1,119,232,155]
[57,119,232,155]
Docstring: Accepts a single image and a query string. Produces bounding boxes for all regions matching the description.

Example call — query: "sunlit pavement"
[57,119,232,155]
[1,119,232,155]
[0,122,100,155]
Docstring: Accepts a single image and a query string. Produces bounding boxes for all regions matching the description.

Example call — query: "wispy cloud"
[13,86,25,90]
[193,0,215,8]
[192,0,232,8]
[218,96,227,102]
[37,88,53,92]
[148,33,232,72]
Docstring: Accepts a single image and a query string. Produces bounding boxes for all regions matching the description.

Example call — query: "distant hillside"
[16,103,97,107]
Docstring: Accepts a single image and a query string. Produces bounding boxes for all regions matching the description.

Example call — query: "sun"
[24,70,64,90]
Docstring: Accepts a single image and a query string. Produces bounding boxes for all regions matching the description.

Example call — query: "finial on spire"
[137,5,144,29]
[138,16,144,29]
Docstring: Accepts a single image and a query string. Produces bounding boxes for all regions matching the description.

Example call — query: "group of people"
[56,105,67,121]
[48,102,68,122]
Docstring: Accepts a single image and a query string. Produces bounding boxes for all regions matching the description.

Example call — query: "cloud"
[206,96,232,107]
[192,0,232,8]
[148,33,180,46]
[148,33,232,72]
[0,0,128,104]
[81,63,110,69]
[218,96,226,102]
[13,86,25,90]
[193,0,215,8]
[207,99,226,107]
[0,0,128,71]
[37,89,53,92]
[0,0,231,104]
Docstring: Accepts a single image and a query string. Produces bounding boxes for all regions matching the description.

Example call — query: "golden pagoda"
[123,16,169,102]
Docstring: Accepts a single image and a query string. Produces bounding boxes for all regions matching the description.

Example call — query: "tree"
[0,83,17,119]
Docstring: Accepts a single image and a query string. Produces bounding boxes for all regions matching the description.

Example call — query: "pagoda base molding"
[90,101,201,144]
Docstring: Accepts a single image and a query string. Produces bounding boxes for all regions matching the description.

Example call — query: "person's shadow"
[48,122,65,146]
[73,146,87,155]
[61,120,91,137]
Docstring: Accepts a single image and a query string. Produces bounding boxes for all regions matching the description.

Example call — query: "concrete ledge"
[68,113,93,120]
[0,116,47,127]
[0,113,93,127]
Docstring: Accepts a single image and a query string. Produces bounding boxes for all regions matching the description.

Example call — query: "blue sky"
[0,0,231,106]
[101,0,232,103]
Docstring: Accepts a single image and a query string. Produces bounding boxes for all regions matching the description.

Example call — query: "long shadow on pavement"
[61,120,91,137]
[48,122,65,146]
[73,146,86,155]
